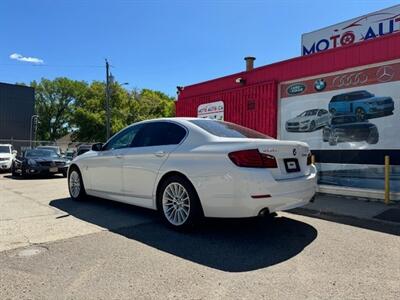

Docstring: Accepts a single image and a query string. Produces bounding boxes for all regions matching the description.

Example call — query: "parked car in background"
[12,149,69,178]
[64,150,76,161]
[0,144,17,171]
[76,144,92,156]
[68,118,316,229]
[328,90,394,121]
[36,145,63,156]
[322,115,379,146]
[286,109,330,132]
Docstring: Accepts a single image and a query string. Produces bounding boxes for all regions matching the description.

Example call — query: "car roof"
[334,90,369,97]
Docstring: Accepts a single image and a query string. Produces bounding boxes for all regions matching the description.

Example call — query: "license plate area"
[49,167,58,173]
[284,158,300,173]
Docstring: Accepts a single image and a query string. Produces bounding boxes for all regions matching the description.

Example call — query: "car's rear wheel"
[157,175,202,230]
[355,107,366,121]
[68,167,86,200]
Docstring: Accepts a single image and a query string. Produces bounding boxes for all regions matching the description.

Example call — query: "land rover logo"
[287,83,306,95]
[314,78,326,91]
[293,149,297,156]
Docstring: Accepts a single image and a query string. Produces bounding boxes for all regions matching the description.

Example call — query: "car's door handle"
[154,151,166,157]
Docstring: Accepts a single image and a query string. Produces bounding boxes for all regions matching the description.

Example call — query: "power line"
[0,63,103,68]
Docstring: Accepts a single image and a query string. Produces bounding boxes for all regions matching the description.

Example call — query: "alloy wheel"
[162,182,190,226]
[69,170,81,198]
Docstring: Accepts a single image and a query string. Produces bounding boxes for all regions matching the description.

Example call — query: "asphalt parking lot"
[1,173,400,299]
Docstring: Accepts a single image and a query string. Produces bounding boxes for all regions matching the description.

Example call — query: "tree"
[31,78,87,141]
[71,84,176,142]
[29,77,176,143]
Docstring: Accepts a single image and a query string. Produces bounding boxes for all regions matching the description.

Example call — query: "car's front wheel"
[157,175,202,230]
[367,128,379,144]
[329,132,338,146]
[68,167,86,200]
[309,121,316,131]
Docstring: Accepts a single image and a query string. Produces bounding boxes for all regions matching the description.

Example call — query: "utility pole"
[105,59,111,140]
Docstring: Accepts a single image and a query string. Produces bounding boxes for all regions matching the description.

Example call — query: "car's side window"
[317,110,323,116]
[131,122,187,147]
[103,125,142,151]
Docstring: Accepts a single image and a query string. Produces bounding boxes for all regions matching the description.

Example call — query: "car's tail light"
[307,153,312,165]
[228,149,277,168]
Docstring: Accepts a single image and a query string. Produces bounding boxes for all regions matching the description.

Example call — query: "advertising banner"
[279,60,399,150]
[301,4,400,56]
[197,101,224,120]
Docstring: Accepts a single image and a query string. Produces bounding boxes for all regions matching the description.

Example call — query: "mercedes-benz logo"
[376,66,394,82]
[293,149,297,156]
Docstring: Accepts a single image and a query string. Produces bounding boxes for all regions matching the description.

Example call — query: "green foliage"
[30,78,176,142]
[31,78,87,141]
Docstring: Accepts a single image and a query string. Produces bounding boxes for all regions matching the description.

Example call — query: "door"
[88,125,142,195]
[122,121,187,207]
[318,109,329,127]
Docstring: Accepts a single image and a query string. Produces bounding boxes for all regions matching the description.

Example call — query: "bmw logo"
[293,149,297,156]
[314,78,326,91]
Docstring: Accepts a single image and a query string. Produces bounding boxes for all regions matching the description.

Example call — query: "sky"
[1,0,399,96]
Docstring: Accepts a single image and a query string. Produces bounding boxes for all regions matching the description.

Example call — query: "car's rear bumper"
[194,165,317,218]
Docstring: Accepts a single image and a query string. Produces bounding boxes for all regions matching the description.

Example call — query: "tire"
[355,107,366,121]
[367,129,379,144]
[62,170,67,178]
[157,175,203,230]
[309,121,316,131]
[329,132,338,146]
[68,167,87,201]
[11,163,19,177]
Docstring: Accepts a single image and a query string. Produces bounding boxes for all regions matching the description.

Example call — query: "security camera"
[235,77,246,84]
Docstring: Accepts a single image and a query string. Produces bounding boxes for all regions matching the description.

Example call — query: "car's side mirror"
[91,143,103,151]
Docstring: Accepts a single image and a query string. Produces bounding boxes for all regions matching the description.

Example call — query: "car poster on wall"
[278,60,399,150]
[197,101,224,120]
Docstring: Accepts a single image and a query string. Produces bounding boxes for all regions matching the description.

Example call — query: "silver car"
[286,109,330,132]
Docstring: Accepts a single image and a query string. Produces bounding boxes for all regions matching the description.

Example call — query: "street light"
[30,115,39,148]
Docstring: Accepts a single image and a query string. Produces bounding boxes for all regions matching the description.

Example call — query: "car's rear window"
[190,120,272,139]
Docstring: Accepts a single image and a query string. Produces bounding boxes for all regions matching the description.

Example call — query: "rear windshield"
[25,150,59,158]
[190,120,272,139]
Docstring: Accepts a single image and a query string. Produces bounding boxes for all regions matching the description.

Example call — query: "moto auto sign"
[302,4,400,56]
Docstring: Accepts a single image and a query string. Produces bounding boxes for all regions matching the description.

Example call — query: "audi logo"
[332,72,368,88]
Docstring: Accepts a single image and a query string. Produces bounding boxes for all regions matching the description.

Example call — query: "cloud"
[9,53,44,64]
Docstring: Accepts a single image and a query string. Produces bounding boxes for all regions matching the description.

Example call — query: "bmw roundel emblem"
[314,78,326,91]
[293,148,297,156]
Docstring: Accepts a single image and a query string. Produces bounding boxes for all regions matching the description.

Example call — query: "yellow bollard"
[384,155,390,205]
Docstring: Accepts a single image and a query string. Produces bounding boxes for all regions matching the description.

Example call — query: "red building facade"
[176,33,400,138]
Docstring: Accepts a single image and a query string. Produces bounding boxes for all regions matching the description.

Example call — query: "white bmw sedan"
[68,118,317,229]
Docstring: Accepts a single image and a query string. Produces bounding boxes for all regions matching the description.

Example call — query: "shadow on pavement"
[3,174,65,180]
[50,196,317,272]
